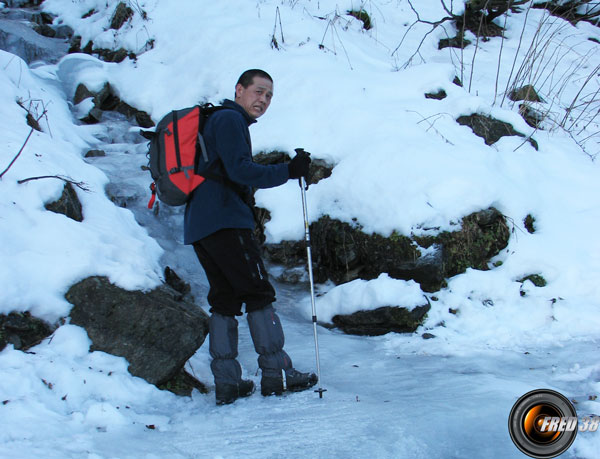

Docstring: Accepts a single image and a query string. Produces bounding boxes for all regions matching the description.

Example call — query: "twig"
[407,110,456,145]
[1,100,52,179]
[493,1,511,105]
[0,129,36,180]
[271,6,285,50]
[17,175,91,192]
[392,0,456,64]
[500,1,535,107]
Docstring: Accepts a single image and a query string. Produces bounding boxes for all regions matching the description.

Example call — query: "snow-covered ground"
[1,1,599,457]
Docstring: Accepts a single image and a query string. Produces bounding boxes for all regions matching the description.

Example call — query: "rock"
[44,182,84,222]
[33,24,55,38]
[439,36,471,49]
[110,2,133,30]
[308,216,423,285]
[425,89,447,100]
[54,25,74,39]
[134,110,154,128]
[73,82,154,128]
[331,304,431,336]
[435,207,510,278]
[265,208,509,292]
[68,35,81,53]
[253,151,333,244]
[0,312,54,351]
[66,276,210,386]
[80,106,103,124]
[164,266,191,296]
[457,113,538,150]
[73,83,95,105]
[84,149,106,158]
[31,12,54,26]
[253,150,334,186]
[4,1,44,7]
[158,368,208,396]
[519,103,545,129]
[0,18,69,64]
[94,47,130,63]
[509,85,544,103]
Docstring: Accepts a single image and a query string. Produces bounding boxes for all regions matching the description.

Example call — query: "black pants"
[193,228,276,316]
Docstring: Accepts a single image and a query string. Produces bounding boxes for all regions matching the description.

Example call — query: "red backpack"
[146,104,227,208]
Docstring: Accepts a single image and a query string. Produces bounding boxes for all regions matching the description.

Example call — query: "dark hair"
[236,69,273,88]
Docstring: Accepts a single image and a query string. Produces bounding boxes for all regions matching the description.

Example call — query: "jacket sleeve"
[212,112,290,189]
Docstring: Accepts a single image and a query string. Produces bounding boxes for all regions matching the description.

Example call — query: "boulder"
[66,276,209,386]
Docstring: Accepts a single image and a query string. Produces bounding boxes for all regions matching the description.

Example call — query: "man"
[184,69,317,405]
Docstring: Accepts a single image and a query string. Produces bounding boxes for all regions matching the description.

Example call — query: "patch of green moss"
[437,208,510,277]
[524,214,536,233]
[348,9,372,30]
[518,274,547,287]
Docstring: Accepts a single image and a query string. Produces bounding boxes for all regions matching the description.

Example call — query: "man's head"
[235,69,273,120]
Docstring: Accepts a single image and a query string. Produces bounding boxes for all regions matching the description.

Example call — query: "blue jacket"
[184,99,289,244]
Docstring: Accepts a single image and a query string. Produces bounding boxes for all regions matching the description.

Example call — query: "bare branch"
[17,175,91,192]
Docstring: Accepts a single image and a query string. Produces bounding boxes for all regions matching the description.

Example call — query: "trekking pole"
[296,148,326,398]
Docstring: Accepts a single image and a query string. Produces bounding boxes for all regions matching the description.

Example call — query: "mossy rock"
[309,215,420,285]
[263,208,510,293]
[436,207,510,277]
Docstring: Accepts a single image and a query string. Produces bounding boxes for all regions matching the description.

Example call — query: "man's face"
[235,76,273,119]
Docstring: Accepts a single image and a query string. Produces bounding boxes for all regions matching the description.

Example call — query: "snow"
[1,0,599,457]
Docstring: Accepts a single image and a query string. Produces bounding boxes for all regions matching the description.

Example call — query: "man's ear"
[234,83,243,100]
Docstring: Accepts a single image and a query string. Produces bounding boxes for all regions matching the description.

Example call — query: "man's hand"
[288,149,311,180]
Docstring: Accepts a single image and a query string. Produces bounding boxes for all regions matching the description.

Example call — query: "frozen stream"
[81,113,600,459]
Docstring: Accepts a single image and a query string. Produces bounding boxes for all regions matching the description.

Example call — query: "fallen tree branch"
[17,175,91,192]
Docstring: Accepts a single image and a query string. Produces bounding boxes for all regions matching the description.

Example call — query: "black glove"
[288,149,311,179]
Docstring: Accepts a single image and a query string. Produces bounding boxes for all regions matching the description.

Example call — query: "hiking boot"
[261,374,284,396]
[238,379,255,398]
[261,369,318,396]
[286,369,318,392]
[215,379,255,405]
